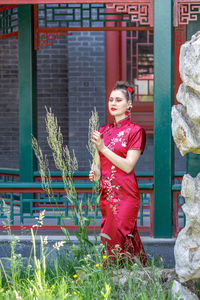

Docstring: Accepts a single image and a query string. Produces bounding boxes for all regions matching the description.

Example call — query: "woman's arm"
[91,130,141,174]
[101,148,141,174]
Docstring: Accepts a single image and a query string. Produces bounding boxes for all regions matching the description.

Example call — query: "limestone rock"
[172,280,199,300]
[174,173,200,282]
[112,267,177,292]
[177,83,200,123]
[179,31,200,94]
[171,104,200,155]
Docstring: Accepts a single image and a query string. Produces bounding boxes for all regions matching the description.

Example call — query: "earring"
[125,110,130,116]
[125,107,131,116]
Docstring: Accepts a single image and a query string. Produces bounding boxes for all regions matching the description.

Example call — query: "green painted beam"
[0,169,186,178]
[186,17,200,178]
[153,0,173,237]
[0,182,153,190]
[18,5,37,212]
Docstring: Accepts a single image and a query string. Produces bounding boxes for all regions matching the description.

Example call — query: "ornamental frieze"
[106,1,153,26]
[174,0,200,26]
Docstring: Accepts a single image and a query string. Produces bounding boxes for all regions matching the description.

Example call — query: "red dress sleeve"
[127,127,146,154]
[98,124,108,137]
[98,125,105,134]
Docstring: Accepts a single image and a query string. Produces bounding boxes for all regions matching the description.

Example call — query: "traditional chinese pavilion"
[0,0,200,238]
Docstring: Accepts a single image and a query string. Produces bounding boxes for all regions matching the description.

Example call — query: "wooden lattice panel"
[0,5,17,37]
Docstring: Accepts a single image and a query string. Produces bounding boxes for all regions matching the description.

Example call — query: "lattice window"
[126,26,153,102]
[38,4,105,28]
[37,3,151,28]
[0,6,18,36]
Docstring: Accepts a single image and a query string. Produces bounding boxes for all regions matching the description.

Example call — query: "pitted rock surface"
[171,105,200,156]
[174,173,200,283]
[176,83,200,124]
[179,31,200,94]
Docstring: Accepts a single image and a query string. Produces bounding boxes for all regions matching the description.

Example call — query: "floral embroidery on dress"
[117,131,125,137]
[99,165,121,215]
[107,129,129,150]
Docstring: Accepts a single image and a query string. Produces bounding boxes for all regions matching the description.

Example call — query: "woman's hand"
[89,167,100,182]
[91,130,105,152]
[89,149,101,182]
[89,170,95,182]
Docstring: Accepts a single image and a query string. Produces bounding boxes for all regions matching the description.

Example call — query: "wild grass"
[0,235,173,299]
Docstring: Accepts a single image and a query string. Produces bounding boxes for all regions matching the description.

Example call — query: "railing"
[0,169,185,237]
[0,180,154,235]
[0,169,154,182]
[0,169,19,182]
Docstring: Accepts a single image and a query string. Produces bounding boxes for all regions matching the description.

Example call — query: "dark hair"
[113,81,135,103]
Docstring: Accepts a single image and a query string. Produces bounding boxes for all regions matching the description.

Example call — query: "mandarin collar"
[113,117,130,128]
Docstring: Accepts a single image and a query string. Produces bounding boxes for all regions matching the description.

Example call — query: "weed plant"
[0,236,173,299]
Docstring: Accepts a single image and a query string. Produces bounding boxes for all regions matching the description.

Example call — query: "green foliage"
[0,241,174,299]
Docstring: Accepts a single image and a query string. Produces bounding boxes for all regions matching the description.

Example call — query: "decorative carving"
[174,1,200,27]
[106,2,153,26]
[39,32,72,49]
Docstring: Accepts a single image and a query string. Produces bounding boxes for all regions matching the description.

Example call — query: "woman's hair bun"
[115,81,135,95]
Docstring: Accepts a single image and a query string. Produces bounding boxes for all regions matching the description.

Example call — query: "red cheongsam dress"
[98,117,147,265]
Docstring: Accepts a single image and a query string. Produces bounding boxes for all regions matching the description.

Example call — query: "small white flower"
[14,290,22,300]
[33,210,46,227]
[122,142,127,147]
[53,241,66,251]
[84,254,92,261]
[117,131,124,137]
[35,210,45,225]
[32,224,41,228]
[43,236,48,245]
[14,236,20,242]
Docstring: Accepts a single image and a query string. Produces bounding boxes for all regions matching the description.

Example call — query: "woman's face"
[108,90,131,118]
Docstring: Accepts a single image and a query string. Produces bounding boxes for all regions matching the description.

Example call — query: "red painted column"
[105,8,121,123]
[174,25,186,105]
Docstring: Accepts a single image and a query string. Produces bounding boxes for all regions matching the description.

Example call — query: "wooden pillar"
[186,17,200,177]
[153,0,173,237]
[18,5,37,212]
[105,8,121,124]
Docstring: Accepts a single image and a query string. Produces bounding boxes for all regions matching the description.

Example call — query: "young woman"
[89,81,147,265]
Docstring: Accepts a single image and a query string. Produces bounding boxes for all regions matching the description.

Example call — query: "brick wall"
[68,31,106,171]
[37,38,69,170]
[0,37,19,169]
